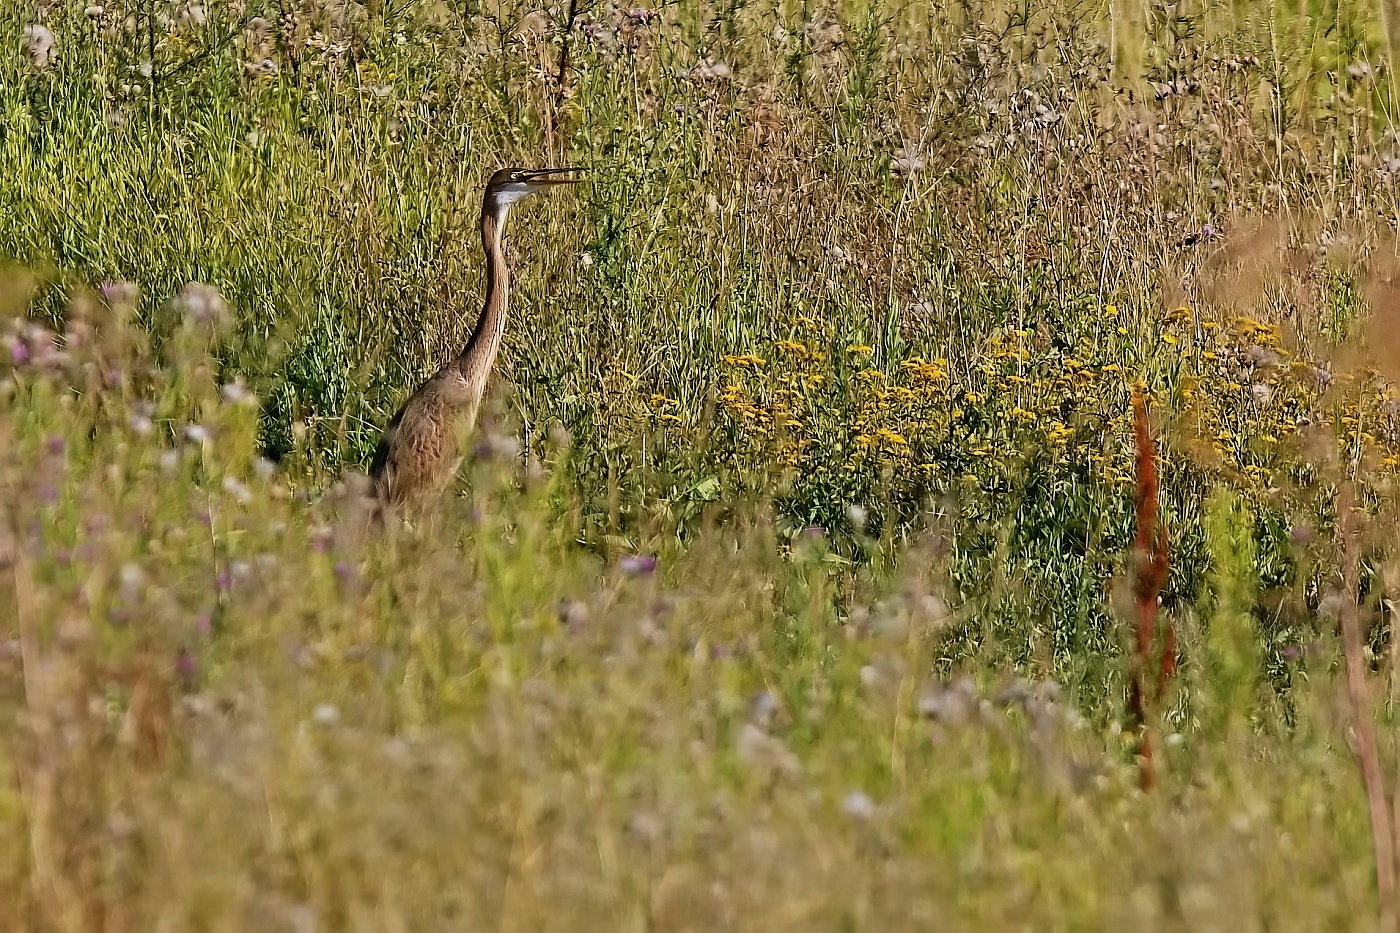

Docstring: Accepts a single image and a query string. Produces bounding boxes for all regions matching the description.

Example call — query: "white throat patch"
[488,182,536,213]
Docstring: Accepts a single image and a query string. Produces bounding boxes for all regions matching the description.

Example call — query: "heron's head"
[484,167,586,215]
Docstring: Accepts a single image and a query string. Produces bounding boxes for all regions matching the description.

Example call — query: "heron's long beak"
[522,167,587,186]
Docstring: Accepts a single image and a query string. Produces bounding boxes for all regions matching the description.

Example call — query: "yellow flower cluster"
[644,305,1400,509]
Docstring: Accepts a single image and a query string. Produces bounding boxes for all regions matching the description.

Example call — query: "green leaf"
[687,476,721,501]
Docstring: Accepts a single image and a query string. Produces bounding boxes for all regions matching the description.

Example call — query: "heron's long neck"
[455,207,509,390]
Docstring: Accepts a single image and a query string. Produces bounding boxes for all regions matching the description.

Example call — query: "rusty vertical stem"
[1130,386,1173,791]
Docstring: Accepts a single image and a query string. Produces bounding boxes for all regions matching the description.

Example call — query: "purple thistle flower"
[99,280,139,305]
[195,612,213,636]
[10,340,29,367]
[46,435,65,456]
[176,648,198,683]
[1283,645,1300,662]
[619,554,658,576]
[215,571,232,592]
[27,329,55,363]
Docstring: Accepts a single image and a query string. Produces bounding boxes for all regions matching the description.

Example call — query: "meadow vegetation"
[2,0,1400,927]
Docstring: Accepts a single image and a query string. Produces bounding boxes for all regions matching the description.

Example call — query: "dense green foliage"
[5,0,1399,679]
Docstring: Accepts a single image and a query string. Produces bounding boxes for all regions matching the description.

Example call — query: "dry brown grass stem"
[551,0,584,144]
[7,512,83,931]
[1339,482,1398,933]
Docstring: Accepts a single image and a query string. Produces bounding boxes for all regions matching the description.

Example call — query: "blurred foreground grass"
[0,294,1390,928]
[3,0,1400,927]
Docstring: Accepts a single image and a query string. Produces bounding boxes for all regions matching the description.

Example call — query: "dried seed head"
[842,791,876,820]
[23,24,56,69]
[174,282,231,332]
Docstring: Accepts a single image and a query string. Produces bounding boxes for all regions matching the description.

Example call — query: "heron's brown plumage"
[369,166,581,512]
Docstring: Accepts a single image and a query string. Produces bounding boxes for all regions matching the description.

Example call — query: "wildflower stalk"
[1202,489,1260,744]
[3,472,84,929]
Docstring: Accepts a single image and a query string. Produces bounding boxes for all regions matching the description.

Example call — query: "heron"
[369,166,584,512]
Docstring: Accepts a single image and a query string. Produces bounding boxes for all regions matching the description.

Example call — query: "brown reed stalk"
[1129,385,1173,791]
[552,0,585,139]
[1337,482,1397,933]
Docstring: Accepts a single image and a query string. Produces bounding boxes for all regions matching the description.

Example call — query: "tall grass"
[2,0,1400,927]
